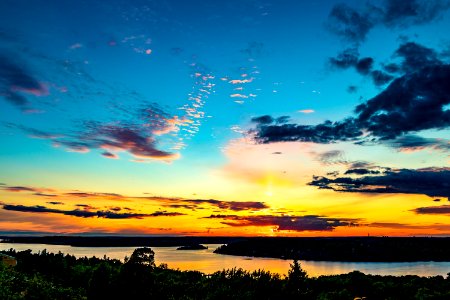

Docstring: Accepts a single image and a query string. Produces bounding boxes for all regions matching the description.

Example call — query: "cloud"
[101,151,119,159]
[251,115,274,125]
[309,167,450,199]
[0,54,48,110]
[0,183,269,212]
[412,205,450,215]
[388,135,450,152]
[382,0,450,28]
[298,109,314,114]
[344,168,381,175]
[2,204,184,219]
[183,199,269,211]
[251,63,450,143]
[327,3,375,43]
[370,70,394,86]
[153,197,270,212]
[314,150,346,165]
[251,117,362,144]
[15,120,180,162]
[328,48,393,86]
[1,185,54,194]
[394,42,442,73]
[205,214,359,232]
[355,64,450,139]
[327,0,450,43]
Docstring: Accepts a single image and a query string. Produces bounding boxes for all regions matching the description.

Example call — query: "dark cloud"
[329,49,392,86]
[251,115,274,125]
[355,64,450,139]
[344,168,381,175]
[205,214,359,232]
[2,186,38,192]
[251,64,450,143]
[46,201,64,205]
[383,62,401,73]
[394,42,442,73]
[327,0,450,43]
[0,54,47,110]
[101,151,118,159]
[2,204,184,219]
[327,3,375,42]
[412,205,450,215]
[329,48,359,69]
[251,117,362,144]
[388,135,450,152]
[163,199,269,212]
[309,167,450,199]
[382,0,450,28]
[370,70,394,86]
[356,57,374,75]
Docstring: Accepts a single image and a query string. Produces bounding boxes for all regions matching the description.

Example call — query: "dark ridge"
[0,236,242,247]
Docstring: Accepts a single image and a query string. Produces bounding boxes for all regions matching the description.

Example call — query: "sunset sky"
[1,0,449,236]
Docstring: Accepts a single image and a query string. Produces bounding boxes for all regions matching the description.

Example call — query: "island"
[176,244,208,250]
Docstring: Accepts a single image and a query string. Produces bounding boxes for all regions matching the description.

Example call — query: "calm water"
[2,243,450,277]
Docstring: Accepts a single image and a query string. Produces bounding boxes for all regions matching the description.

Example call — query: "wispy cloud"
[2,204,184,219]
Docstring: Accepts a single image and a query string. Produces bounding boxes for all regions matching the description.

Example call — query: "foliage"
[2,248,450,299]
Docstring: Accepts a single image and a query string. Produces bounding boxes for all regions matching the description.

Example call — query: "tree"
[127,247,156,268]
[286,259,308,297]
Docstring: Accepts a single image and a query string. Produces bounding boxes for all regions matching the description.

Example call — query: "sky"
[0,0,449,237]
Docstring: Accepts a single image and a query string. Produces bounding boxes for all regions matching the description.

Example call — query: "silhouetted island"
[214,237,450,262]
[176,244,208,250]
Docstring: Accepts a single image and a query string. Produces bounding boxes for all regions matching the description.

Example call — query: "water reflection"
[2,243,450,277]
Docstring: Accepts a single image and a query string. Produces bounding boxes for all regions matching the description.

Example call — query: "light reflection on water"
[2,243,450,277]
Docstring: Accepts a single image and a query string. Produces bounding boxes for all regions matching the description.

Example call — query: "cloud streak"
[2,204,184,219]
[309,167,450,199]
[205,214,359,232]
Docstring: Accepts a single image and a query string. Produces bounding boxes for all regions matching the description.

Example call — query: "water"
[2,243,450,277]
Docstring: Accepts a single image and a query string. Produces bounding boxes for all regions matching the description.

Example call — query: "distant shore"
[0,236,240,247]
[214,237,450,262]
[3,236,450,262]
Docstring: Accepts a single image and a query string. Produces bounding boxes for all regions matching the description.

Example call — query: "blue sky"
[0,0,449,236]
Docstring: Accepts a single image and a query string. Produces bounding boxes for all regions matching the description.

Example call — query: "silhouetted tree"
[286,259,309,298]
[127,247,155,267]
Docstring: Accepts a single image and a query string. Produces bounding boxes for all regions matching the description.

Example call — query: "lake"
[2,242,450,277]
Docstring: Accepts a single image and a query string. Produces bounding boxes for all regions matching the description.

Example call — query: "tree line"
[1,248,450,299]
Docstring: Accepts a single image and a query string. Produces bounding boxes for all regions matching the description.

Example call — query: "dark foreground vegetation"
[215,237,450,262]
[2,248,450,299]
